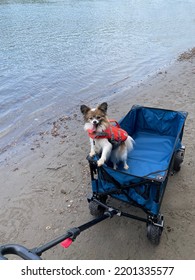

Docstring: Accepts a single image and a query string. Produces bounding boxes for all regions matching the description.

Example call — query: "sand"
[0,49,195,260]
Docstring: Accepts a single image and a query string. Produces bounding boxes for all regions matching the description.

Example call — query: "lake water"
[0,0,195,152]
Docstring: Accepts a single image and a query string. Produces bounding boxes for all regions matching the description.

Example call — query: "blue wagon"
[87,105,188,244]
[0,105,188,259]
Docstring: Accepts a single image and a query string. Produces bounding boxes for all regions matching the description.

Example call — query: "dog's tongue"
[92,124,97,131]
[87,125,96,134]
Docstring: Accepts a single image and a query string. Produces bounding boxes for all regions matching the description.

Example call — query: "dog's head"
[80,102,108,128]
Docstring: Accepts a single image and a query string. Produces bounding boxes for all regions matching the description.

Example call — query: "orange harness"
[87,119,128,146]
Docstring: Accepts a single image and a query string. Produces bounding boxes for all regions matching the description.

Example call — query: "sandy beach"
[0,49,195,260]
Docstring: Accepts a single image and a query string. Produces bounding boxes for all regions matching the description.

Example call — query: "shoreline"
[0,48,192,163]
[0,49,195,259]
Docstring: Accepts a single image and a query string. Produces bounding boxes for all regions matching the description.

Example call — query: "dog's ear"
[98,102,108,113]
[80,105,90,115]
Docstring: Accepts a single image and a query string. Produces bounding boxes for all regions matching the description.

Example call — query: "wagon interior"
[115,105,187,181]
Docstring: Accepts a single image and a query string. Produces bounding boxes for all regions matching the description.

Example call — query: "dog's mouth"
[87,123,98,135]
[92,123,98,131]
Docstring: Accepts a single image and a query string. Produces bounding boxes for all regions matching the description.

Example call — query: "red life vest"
[87,119,128,144]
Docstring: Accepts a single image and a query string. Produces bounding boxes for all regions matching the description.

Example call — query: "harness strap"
[95,132,108,138]
[109,126,115,142]
[109,119,120,128]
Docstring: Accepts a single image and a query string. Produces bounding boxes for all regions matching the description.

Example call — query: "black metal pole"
[120,212,148,223]
[33,211,116,257]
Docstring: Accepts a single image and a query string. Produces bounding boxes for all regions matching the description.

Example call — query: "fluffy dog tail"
[125,135,135,152]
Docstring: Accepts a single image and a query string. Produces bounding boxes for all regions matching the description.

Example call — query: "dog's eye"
[89,117,93,120]
[96,116,101,120]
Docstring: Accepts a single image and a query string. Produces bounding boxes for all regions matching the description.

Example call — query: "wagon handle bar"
[0,210,117,260]
[0,244,41,260]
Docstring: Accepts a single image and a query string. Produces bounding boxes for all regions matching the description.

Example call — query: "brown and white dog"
[80,102,134,169]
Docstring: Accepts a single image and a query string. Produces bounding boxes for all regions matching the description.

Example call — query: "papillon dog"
[80,102,134,169]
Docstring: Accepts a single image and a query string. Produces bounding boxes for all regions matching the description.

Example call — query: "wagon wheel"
[88,194,108,217]
[173,148,185,172]
[88,201,105,217]
[147,214,163,245]
[147,224,162,245]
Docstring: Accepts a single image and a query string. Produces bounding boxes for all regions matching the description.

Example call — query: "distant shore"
[0,48,195,260]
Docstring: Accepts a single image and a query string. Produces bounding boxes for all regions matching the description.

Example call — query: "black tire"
[147,224,162,245]
[173,150,184,172]
[88,201,105,217]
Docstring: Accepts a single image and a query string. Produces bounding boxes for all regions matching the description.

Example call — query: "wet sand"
[0,49,195,260]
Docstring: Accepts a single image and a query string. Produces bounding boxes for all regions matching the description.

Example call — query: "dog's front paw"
[89,151,96,157]
[97,158,105,167]
[113,164,117,170]
[124,163,129,170]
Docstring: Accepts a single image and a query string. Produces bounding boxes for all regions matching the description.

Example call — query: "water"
[0,0,195,152]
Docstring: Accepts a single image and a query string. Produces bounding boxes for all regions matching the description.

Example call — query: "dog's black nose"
[93,120,98,125]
